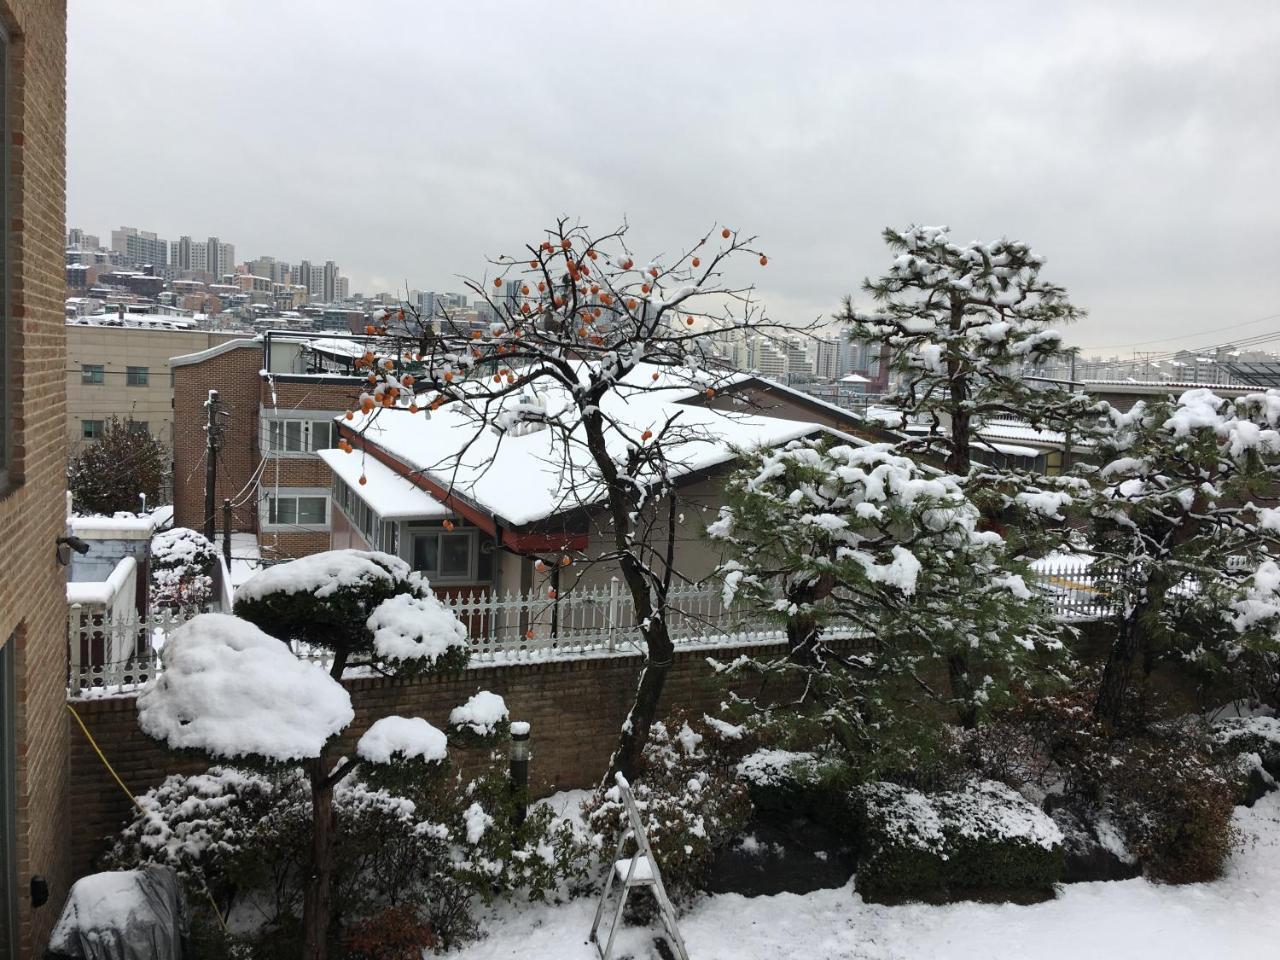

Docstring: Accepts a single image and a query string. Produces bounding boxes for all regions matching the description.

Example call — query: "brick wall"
[0,2,70,955]
[171,342,261,534]
[66,640,793,878]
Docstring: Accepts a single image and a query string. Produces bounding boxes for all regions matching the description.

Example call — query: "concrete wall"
[0,2,71,954]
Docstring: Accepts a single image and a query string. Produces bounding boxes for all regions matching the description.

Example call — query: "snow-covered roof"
[317,447,452,520]
[840,373,871,383]
[343,364,831,527]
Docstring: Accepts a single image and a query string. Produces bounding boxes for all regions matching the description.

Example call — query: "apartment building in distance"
[64,317,243,453]
[0,1,74,955]
[171,332,365,559]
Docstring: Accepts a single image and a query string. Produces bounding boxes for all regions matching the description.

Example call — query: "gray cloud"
[68,0,1280,353]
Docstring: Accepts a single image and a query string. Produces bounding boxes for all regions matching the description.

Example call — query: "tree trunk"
[607,617,675,782]
[302,758,336,960]
[1095,615,1140,728]
[947,649,978,729]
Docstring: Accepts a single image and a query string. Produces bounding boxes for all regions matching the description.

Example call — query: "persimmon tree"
[138,550,469,960]
[344,220,806,782]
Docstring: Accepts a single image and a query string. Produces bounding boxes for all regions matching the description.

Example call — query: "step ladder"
[589,773,690,960]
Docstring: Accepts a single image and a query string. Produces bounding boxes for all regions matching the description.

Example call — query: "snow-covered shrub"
[853,779,1064,904]
[150,527,218,612]
[1102,728,1238,884]
[447,690,510,749]
[584,715,751,911]
[107,753,591,952]
[233,550,469,675]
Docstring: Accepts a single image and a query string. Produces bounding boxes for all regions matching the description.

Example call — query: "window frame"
[82,419,105,440]
[410,527,479,583]
[259,487,331,532]
[126,365,149,386]
[81,363,104,385]
[260,409,338,457]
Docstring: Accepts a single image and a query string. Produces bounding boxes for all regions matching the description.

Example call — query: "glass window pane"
[412,535,438,573]
[440,534,471,577]
[284,421,303,451]
[311,421,332,450]
[268,420,282,451]
[297,497,326,525]
[276,497,298,525]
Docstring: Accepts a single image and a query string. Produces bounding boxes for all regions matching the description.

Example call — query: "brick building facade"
[0,2,71,955]
[170,335,362,561]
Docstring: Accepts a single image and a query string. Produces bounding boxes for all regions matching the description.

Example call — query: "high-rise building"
[322,260,339,302]
[110,226,168,269]
[205,237,235,279]
[335,276,349,301]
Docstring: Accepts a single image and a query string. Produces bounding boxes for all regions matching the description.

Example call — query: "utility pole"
[204,389,223,542]
[1062,352,1077,472]
[222,498,232,570]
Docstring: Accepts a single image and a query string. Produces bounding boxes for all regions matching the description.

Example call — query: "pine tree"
[1083,388,1280,727]
[709,437,1060,733]
[837,225,1099,715]
[68,416,167,514]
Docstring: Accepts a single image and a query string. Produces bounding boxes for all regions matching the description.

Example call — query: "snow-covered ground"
[455,791,1280,959]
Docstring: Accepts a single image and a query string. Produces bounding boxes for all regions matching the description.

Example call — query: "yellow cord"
[66,703,231,937]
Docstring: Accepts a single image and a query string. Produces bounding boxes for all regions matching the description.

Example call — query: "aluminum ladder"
[589,772,690,960]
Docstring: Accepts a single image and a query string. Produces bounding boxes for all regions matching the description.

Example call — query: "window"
[264,417,335,454]
[128,420,149,436]
[81,363,104,385]
[82,419,105,440]
[412,529,476,582]
[383,521,400,556]
[262,492,329,530]
[126,365,149,386]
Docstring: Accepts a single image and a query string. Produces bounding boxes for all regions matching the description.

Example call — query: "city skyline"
[67,2,1280,352]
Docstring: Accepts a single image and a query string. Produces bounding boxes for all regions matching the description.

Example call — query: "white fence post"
[607,577,621,653]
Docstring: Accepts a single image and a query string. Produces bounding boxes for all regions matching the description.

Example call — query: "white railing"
[67,567,1112,696]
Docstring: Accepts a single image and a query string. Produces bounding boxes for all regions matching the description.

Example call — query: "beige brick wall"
[0,2,71,955]
[65,325,242,457]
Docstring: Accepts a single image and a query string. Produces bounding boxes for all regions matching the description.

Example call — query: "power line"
[1076,311,1280,352]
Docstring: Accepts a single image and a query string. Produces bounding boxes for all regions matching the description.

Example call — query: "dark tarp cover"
[47,865,191,960]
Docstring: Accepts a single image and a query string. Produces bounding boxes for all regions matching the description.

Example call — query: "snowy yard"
[454,792,1280,960]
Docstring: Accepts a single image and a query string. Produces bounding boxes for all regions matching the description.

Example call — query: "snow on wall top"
[345,363,829,527]
[137,612,353,761]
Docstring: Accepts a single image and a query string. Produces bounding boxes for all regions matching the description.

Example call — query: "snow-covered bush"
[136,551,475,959]
[150,527,218,612]
[583,716,751,912]
[107,752,592,952]
[447,690,510,749]
[852,779,1063,904]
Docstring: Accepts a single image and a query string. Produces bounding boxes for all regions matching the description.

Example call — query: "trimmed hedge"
[853,780,1064,904]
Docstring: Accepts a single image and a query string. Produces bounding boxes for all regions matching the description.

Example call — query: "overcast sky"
[68,1,1280,354]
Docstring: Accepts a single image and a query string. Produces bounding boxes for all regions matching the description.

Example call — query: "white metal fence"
[68,566,1112,697]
